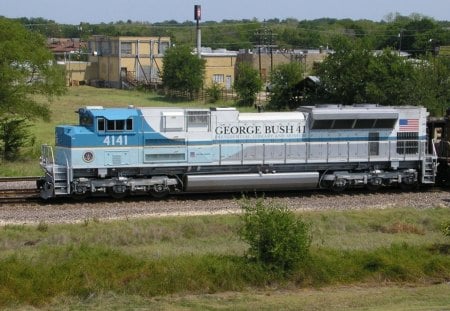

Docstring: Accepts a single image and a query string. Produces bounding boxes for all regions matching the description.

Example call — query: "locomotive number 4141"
[103,135,128,146]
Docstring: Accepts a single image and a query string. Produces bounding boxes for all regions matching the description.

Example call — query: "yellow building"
[237,49,329,81]
[87,35,171,88]
[200,48,237,90]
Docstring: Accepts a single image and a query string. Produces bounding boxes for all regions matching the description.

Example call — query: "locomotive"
[37,104,437,199]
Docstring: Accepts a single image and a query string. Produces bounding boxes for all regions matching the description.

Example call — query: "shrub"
[0,117,32,161]
[238,198,311,272]
[205,82,222,103]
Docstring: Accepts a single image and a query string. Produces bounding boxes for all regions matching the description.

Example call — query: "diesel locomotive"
[37,104,437,199]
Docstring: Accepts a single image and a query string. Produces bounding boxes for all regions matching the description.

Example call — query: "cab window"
[97,118,133,132]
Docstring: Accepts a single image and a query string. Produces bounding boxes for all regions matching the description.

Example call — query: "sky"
[2,0,450,24]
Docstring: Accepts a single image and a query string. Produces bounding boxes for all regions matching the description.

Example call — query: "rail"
[0,188,40,203]
[0,176,40,182]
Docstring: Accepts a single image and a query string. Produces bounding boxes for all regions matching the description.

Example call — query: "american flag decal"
[399,119,419,132]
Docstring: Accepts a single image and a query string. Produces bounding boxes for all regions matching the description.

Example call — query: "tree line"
[11,13,450,55]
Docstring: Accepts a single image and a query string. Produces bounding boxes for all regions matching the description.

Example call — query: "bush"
[205,82,222,103]
[0,117,32,161]
[238,198,311,272]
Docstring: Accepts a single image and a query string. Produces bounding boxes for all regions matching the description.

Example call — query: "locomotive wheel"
[366,177,383,191]
[72,192,89,200]
[331,178,347,192]
[150,184,170,199]
[71,186,89,200]
[150,189,169,199]
[107,186,128,199]
[399,181,418,191]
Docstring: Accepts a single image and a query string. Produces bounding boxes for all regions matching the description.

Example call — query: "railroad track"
[0,176,40,183]
[0,188,40,203]
[0,177,41,203]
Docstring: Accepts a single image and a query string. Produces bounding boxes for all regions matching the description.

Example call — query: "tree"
[365,49,418,106]
[161,45,205,99]
[380,15,445,56]
[314,36,450,114]
[0,117,30,161]
[0,18,66,160]
[413,55,450,116]
[234,62,262,106]
[315,36,374,104]
[267,61,304,110]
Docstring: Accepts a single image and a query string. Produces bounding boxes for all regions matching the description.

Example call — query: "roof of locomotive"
[81,106,139,120]
[298,104,400,120]
[239,111,305,121]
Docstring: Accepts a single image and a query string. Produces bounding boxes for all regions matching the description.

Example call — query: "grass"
[1,206,450,309]
[0,85,251,176]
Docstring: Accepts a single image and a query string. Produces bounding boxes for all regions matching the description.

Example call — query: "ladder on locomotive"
[41,145,70,196]
[53,165,70,195]
[421,140,438,184]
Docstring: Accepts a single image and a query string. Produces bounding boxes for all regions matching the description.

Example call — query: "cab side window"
[97,118,133,132]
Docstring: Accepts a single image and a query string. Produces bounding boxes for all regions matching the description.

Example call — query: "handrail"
[40,144,55,166]
[431,139,438,158]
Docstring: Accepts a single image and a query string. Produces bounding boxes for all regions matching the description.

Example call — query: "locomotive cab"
[39,106,142,198]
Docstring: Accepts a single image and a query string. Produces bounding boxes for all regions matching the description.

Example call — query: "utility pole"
[398,30,403,56]
[254,23,277,80]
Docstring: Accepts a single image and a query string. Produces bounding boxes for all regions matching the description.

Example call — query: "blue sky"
[2,0,450,24]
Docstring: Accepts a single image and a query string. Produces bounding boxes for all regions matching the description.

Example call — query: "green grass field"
[1,205,450,310]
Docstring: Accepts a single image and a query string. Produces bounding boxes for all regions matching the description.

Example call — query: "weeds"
[37,221,48,232]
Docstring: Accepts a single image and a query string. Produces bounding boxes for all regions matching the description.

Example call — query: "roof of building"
[47,38,87,53]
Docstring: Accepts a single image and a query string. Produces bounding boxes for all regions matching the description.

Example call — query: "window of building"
[397,132,419,154]
[213,74,224,84]
[158,41,170,54]
[121,42,132,55]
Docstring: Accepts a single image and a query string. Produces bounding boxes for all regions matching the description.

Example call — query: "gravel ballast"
[1,183,449,224]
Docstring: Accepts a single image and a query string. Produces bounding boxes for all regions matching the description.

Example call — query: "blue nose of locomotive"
[56,126,76,147]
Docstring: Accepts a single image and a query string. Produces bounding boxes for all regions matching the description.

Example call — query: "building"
[87,35,171,88]
[200,48,237,90]
[54,35,329,91]
[47,38,87,61]
[237,48,330,81]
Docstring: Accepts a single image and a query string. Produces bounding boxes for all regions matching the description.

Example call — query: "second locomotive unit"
[38,104,437,199]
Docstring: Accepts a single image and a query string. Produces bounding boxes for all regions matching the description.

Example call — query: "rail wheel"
[72,192,89,200]
[107,186,128,199]
[366,177,383,191]
[150,184,170,199]
[71,185,89,200]
[331,178,348,193]
[399,181,418,191]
